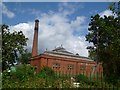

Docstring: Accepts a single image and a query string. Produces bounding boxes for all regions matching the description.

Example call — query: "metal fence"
[42,70,120,89]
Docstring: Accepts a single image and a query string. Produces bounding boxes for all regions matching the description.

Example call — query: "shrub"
[104,74,119,85]
[39,66,55,79]
[62,79,73,88]
[2,64,35,88]
[76,74,89,83]
[53,79,62,88]
[12,64,35,81]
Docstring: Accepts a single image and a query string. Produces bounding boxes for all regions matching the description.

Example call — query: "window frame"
[67,64,74,70]
[52,63,60,69]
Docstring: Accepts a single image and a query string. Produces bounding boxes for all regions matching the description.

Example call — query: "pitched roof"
[52,46,74,55]
[43,46,93,61]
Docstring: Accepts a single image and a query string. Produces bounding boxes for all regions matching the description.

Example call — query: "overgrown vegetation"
[2,64,120,88]
[2,65,72,88]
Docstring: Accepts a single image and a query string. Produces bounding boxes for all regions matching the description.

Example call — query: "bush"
[38,66,55,79]
[12,64,34,81]
[75,74,89,83]
[2,64,35,88]
[104,74,120,85]
[62,79,73,88]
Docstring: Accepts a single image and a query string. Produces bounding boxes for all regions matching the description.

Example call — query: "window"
[52,63,60,69]
[68,64,74,70]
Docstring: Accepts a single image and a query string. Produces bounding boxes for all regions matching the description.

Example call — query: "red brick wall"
[30,54,103,76]
[30,56,41,71]
[48,58,77,75]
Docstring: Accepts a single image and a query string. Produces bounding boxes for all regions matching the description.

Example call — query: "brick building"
[30,19,103,76]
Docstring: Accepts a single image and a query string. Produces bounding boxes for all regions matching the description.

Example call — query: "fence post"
[62,71,64,79]
[72,71,74,77]
[58,70,59,78]
[90,72,92,88]
[83,70,84,76]
[101,71,103,88]
[117,80,118,90]
[112,82,114,89]
[62,77,64,88]
[59,71,61,77]
[56,71,57,78]
[69,71,70,79]
[86,71,88,88]
[66,71,67,79]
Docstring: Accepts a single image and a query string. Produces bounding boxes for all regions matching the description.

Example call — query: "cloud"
[58,2,84,16]
[89,10,98,15]
[2,3,15,18]
[99,9,114,17]
[10,3,88,57]
[71,16,86,31]
[58,2,76,16]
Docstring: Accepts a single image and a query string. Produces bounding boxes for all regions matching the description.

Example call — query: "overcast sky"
[2,2,113,57]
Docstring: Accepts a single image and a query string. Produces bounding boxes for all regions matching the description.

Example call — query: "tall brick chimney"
[32,19,39,57]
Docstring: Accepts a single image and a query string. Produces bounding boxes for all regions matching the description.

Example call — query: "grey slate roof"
[43,46,93,61]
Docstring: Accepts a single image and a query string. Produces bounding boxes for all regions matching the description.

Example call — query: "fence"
[42,70,120,88]
[2,66,120,88]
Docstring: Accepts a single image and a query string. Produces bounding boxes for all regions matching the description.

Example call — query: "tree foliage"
[18,50,31,64]
[1,24,28,71]
[0,25,2,72]
[86,2,120,82]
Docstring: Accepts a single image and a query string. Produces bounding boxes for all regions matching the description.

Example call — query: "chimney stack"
[32,19,39,57]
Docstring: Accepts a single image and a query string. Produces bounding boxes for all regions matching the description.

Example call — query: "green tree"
[109,2,120,17]
[1,24,28,71]
[86,2,120,83]
[0,25,2,72]
[18,50,31,64]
